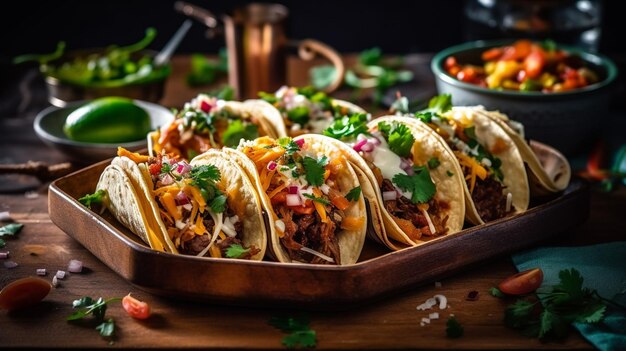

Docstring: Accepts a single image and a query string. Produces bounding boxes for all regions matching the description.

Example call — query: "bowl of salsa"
[431,39,618,156]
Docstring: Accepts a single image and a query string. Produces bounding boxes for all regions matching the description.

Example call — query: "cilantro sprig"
[67,296,121,337]
[446,316,464,338]
[302,193,331,205]
[222,120,259,148]
[414,94,452,123]
[277,137,301,155]
[323,113,370,141]
[499,268,612,340]
[190,165,227,213]
[302,156,328,187]
[377,121,415,158]
[269,315,317,349]
[392,166,436,204]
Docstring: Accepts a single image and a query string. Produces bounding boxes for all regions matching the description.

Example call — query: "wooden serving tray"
[48,156,590,310]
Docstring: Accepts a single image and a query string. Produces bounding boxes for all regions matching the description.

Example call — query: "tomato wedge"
[122,293,151,319]
[498,268,544,295]
[0,277,52,311]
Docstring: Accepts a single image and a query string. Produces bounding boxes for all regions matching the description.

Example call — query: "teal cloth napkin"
[511,241,626,351]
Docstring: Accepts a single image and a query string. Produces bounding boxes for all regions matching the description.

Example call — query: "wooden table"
[1,54,625,349]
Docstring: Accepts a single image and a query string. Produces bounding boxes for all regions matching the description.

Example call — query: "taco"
[258,85,367,137]
[95,147,267,260]
[409,95,530,225]
[148,93,287,161]
[462,105,571,195]
[223,136,367,265]
[323,114,466,250]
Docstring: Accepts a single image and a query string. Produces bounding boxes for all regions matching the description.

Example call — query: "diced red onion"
[267,161,277,171]
[3,261,18,269]
[177,161,191,175]
[286,194,302,207]
[382,191,397,201]
[352,139,368,152]
[68,259,83,273]
[288,186,299,194]
[370,137,381,146]
[200,100,212,113]
[357,133,367,142]
[294,138,305,148]
[0,252,9,259]
[36,268,46,276]
[405,167,415,176]
[360,142,374,152]
[161,173,174,185]
[175,191,190,205]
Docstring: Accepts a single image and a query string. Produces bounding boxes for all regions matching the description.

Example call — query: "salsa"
[444,39,599,93]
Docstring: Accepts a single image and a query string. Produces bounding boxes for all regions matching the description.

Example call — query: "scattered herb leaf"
[0,238,5,248]
[96,318,116,337]
[269,316,317,349]
[277,137,301,155]
[323,113,370,141]
[490,287,505,298]
[0,223,24,237]
[67,296,120,321]
[427,157,440,169]
[446,316,464,338]
[446,170,454,177]
[209,194,227,213]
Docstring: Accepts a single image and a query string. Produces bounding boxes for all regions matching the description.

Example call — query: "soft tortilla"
[224,136,367,265]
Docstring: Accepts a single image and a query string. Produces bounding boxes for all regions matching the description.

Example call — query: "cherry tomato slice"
[0,277,52,311]
[498,268,544,295]
[122,293,151,319]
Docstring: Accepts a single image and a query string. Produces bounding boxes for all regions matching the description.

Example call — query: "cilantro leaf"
[574,303,606,323]
[225,244,251,259]
[390,94,410,114]
[258,91,278,104]
[302,193,331,205]
[539,310,555,338]
[190,165,221,189]
[419,94,452,115]
[277,137,301,155]
[0,238,5,248]
[78,190,107,209]
[323,113,370,141]
[446,170,454,177]
[0,223,24,237]
[554,268,584,301]
[392,166,436,204]
[377,122,415,158]
[359,47,382,66]
[287,106,310,125]
[96,318,115,337]
[310,64,337,91]
[161,162,172,174]
[345,186,362,202]
[67,296,120,322]
[209,194,227,213]
[222,120,259,147]
[446,316,464,338]
[302,156,328,187]
[269,316,317,349]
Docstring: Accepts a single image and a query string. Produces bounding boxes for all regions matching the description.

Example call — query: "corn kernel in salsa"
[444,40,599,93]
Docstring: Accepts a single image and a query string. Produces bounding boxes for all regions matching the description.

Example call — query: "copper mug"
[175,2,344,99]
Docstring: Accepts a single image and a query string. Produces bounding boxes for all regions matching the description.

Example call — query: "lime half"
[63,97,151,143]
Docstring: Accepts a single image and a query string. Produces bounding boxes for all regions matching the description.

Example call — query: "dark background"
[0,0,621,59]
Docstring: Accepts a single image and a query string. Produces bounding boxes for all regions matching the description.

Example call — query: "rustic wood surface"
[1,54,625,350]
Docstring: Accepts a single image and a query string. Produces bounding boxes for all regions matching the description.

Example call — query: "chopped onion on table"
[4,261,18,269]
[68,259,83,273]
[55,270,66,279]
[0,252,9,259]
[52,276,59,288]
[36,269,46,276]
[0,211,10,221]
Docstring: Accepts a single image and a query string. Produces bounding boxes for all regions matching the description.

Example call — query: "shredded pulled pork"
[381,179,449,240]
[471,176,511,222]
[277,206,342,265]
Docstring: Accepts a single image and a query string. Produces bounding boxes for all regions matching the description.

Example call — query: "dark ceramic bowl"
[431,39,618,156]
[34,99,174,164]
[43,49,170,108]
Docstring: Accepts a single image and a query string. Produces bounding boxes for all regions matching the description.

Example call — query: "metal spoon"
[153,19,193,67]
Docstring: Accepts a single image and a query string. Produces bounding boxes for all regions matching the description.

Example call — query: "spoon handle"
[154,19,193,67]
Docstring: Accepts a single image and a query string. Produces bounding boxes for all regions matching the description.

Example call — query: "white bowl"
[34,99,174,164]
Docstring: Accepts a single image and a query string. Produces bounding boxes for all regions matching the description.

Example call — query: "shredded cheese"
[300,247,335,263]
[196,212,223,257]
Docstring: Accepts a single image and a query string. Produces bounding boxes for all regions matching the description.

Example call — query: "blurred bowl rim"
[33,99,173,150]
[431,39,618,99]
